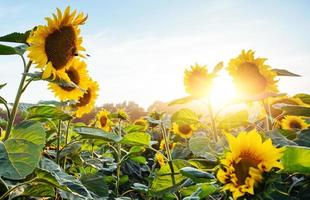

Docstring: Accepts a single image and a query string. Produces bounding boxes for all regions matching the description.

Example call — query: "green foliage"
[171,108,200,125]
[294,93,310,104]
[26,105,72,121]
[74,126,122,142]
[0,121,45,180]
[180,167,215,183]
[37,158,93,199]
[281,146,310,174]
[272,68,301,77]
[121,132,151,146]
[151,159,192,195]
[281,105,310,117]
[168,96,195,106]
[0,31,31,44]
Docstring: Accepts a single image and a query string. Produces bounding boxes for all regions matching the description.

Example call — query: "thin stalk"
[262,99,272,131]
[115,120,122,197]
[63,120,71,169]
[2,102,10,122]
[56,120,61,165]
[160,122,176,186]
[207,98,218,142]
[0,179,35,200]
[4,59,32,140]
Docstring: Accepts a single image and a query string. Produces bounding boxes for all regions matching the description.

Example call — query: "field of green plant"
[0,6,310,200]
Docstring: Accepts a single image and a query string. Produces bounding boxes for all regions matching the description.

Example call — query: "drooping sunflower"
[155,152,165,167]
[134,118,148,131]
[227,50,278,98]
[48,59,89,100]
[159,139,176,151]
[172,123,196,139]
[184,63,215,98]
[74,79,99,118]
[96,109,112,132]
[217,130,284,200]
[116,108,129,121]
[281,116,309,131]
[27,6,87,80]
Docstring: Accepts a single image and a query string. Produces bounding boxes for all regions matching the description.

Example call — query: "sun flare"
[209,72,238,109]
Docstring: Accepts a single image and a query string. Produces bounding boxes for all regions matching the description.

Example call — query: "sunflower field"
[1,6,310,200]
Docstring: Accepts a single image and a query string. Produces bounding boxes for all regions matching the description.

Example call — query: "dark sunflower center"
[236,62,267,95]
[178,124,192,135]
[45,26,77,70]
[77,89,91,107]
[233,154,261,185]
[61,67,80,91]
[100,116,108,127]
[289,120,302,129]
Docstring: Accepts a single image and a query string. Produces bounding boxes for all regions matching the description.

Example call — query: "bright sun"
[209,72,238,109]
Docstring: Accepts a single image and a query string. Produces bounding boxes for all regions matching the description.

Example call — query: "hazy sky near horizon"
[1,0,310,108]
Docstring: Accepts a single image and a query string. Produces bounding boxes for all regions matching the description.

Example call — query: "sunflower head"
[217,130,284,200]
[172,122,196,139]
[27,6,87,80]
[155,152,165,167]
[115,109,129,121]
[184,63,215,98]
[96,109,112,132]
[74,79,99,118]
[48,58,90,101]
[227,50,278,99]
[134,118,148,131]
[281,116,309,131]
[159,139,176,151]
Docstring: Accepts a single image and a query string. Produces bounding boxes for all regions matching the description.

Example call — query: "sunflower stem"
[115,120,122,197]
[63,120,71,169]
[4,59,32,141]
[262,99,272,131]
[160,122,176,186]
[207,98,218,142]
[56,120,62,165]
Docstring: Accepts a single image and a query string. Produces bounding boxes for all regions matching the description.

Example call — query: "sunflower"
[96,109,111,132]
[134,118,148,131]
[155,152,165,167]
[27,6,87,80]
[227,50,278,98]
[48,59,89,100]
[159,139,176,151]
[281,116,309,131]
[74,79,99,118]
[217,130,284,200]
[116,109,129,121]
[172,123,196,139]
[184,64,215,98]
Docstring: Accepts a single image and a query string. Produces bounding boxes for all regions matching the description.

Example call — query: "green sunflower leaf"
[168,96,195,106]
[281,146,310,174]
[0,44,18,55]
[272,68,301,77]
[281,105,310,117]
[0,31,31,44]
[171,108,199,125]
[26,105,72,121]
[0,120,45,180]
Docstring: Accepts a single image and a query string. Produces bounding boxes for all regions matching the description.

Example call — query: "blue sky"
[1,0,310,108]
